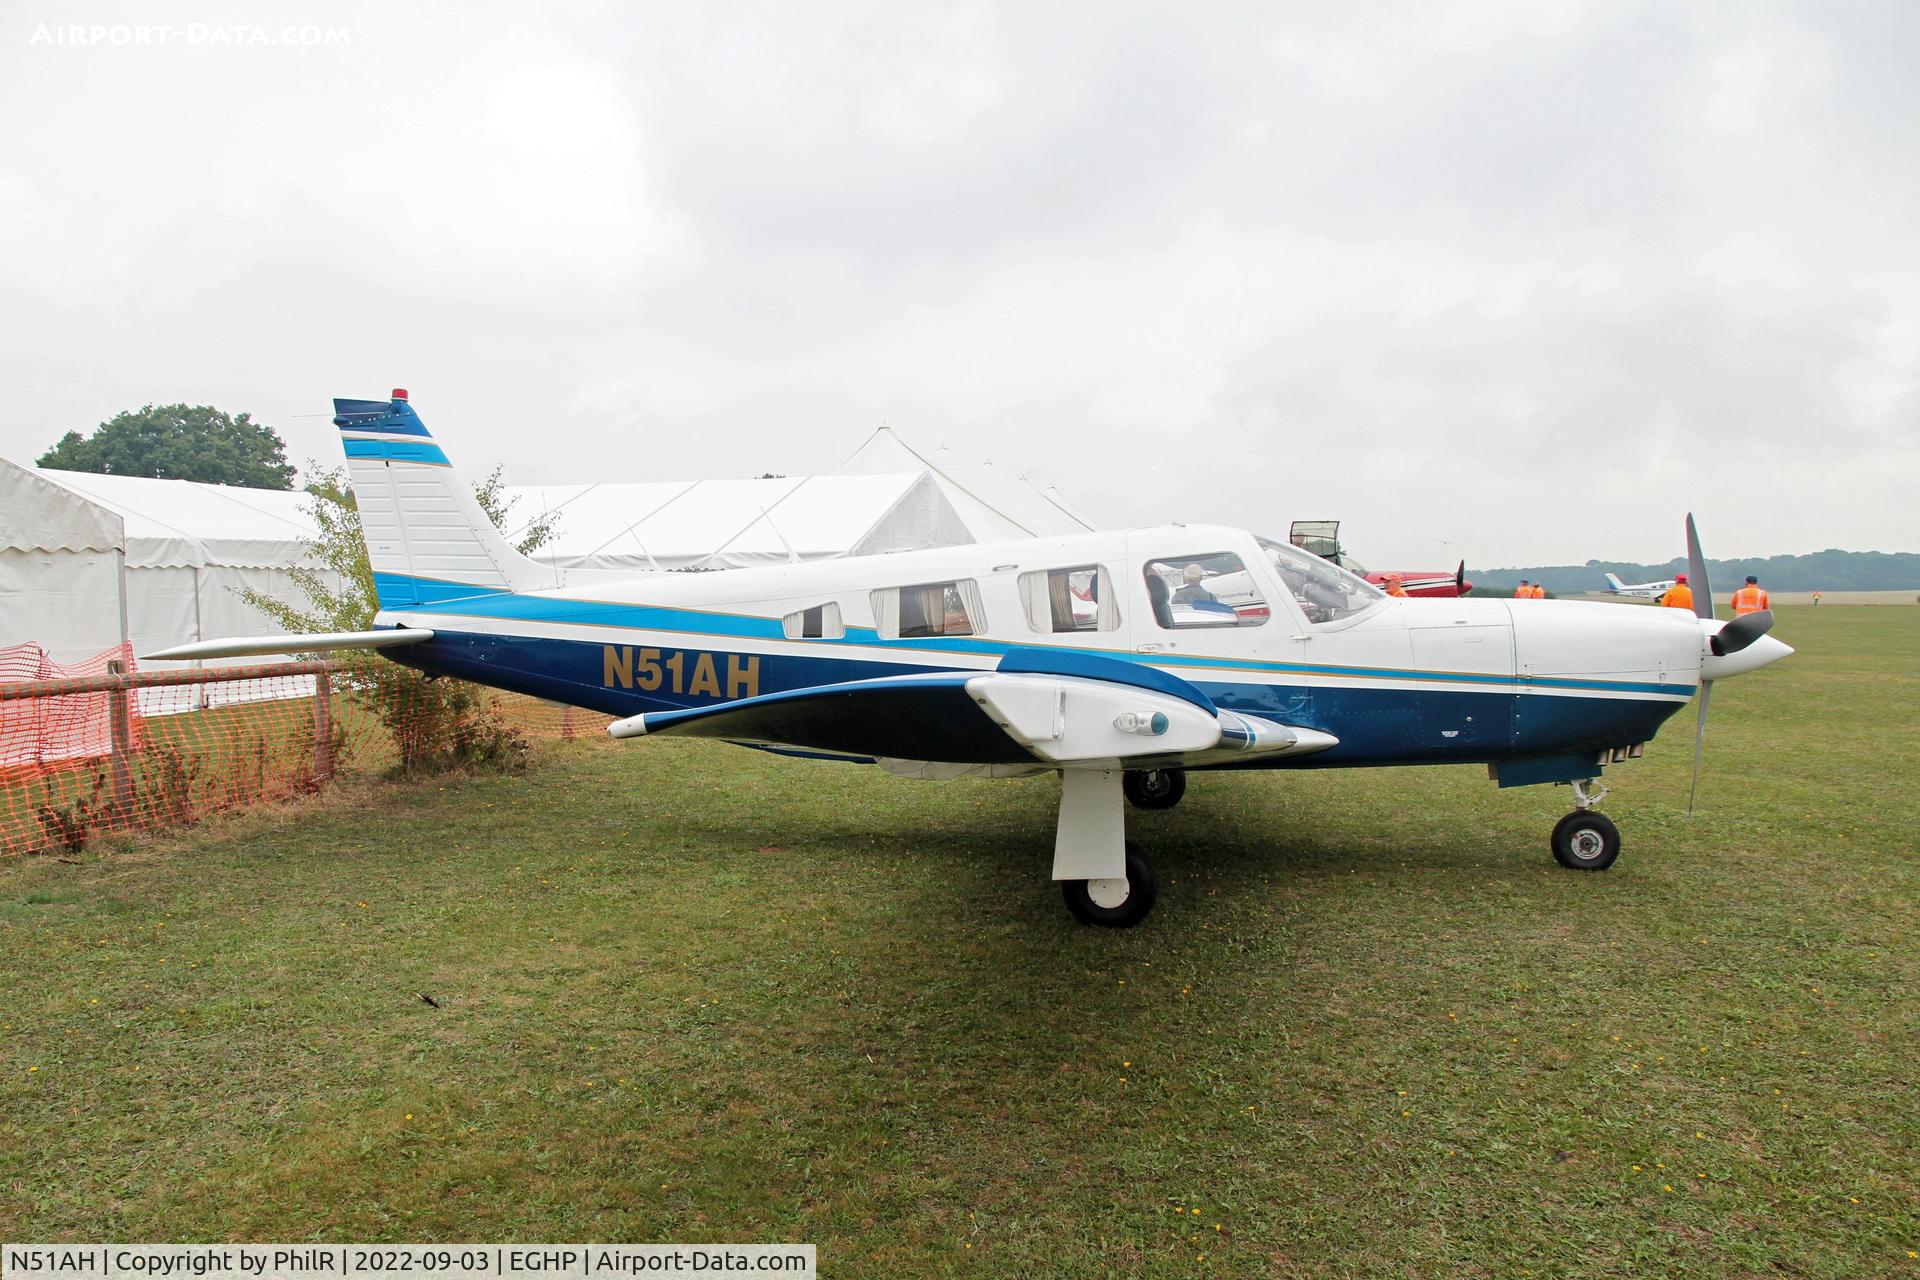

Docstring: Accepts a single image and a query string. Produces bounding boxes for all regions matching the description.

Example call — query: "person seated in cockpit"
[1173,563,1215,605]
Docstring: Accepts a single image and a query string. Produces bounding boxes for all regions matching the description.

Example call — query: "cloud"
[0,0,1914,567]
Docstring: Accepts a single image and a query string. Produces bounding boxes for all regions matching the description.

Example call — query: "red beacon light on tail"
[391,388,408,401]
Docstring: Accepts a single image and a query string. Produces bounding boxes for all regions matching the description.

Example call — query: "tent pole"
[111,549,134,820]
[193,564,206,710]
[115,547,130,658]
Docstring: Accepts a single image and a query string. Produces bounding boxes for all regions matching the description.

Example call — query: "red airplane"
[1288,520,1470,598]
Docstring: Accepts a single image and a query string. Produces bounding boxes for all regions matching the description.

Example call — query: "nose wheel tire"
[1062,844,1159,928]
[1551,810,1621,870]
[1123,768,1187,810]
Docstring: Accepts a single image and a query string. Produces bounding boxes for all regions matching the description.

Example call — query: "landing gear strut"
[1551,778,1621,870]
[1123,767,1186,809]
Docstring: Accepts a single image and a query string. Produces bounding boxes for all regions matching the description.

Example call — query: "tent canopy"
[0,459,125,555]
[505,471,974,573]
[837,426,1097,543]
[19,466,321,569]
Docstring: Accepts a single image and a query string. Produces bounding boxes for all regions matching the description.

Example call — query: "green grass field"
[3,606,1915,1277]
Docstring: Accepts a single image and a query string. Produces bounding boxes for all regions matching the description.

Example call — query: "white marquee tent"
[502,471,975,575]
[0,459,333,667]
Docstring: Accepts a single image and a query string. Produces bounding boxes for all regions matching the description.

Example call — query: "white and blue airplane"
[151,392,1792,927]
[1603,572,1681,600]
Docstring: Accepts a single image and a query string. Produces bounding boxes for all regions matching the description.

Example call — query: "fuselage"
[374,523,1702,770]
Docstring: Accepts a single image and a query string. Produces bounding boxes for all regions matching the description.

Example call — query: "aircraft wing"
[607,648,1336,768]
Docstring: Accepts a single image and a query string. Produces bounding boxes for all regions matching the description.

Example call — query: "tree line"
[1472,550,1920,593]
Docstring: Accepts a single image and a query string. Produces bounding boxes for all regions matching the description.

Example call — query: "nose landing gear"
[1551,778,1620,870]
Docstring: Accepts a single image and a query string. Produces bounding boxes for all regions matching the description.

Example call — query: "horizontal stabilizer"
[144,628,435,661]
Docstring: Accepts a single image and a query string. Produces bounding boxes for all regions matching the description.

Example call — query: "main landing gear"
[1551,778,1621,870]
[1123,767,1186,810]
[1054,769,1163,928]
[1061,842,1159,928]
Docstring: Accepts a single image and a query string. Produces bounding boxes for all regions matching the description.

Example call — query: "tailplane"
[335,390,552,608]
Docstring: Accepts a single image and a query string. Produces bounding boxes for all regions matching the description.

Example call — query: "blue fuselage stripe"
[372,574,1697,699]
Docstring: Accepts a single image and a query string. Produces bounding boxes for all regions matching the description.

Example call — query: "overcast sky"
[3,0,1915,566]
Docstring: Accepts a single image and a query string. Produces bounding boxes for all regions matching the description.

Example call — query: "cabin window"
[871,580,983,640]
[1142,554,1269,629]
[1019,566,1118,633]
[1257,535,1383,624]
[782,601,845,640]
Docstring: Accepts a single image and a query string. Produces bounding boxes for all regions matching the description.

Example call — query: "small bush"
[36,767,110,853]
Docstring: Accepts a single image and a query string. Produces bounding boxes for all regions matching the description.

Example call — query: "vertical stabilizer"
[334,390,550,608]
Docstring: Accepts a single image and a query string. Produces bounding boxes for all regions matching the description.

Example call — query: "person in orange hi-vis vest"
[1384,574,1410,598]
[1661,573,1694,611]
[1731,575,1769,616]
[1515,579,1533,598]
[1533,583,1548,599]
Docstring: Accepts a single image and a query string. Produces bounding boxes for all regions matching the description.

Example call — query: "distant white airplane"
[1604,572,1679,600]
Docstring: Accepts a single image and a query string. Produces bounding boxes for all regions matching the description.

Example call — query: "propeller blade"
[1685,513,1713,620]
[1688,679,1712,815]
[1455,559,1467,595]
[1711,609,1775,657]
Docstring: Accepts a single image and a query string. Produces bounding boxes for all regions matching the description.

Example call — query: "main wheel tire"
[1551,810,1621,870]
[1062,844,1159,928]
[1123,768,1187,810]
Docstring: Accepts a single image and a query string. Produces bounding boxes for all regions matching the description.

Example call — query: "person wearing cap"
[1383,574,1410,598]
[1731,574,1770,616]
[1661,572,1694,611]
[1514,579,1533,599]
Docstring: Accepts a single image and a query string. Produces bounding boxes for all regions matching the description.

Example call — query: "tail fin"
[1603,573,1627,591]
[335,390,551,608]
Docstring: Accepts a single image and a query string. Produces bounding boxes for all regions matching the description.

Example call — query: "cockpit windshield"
[1256,535,1384,624]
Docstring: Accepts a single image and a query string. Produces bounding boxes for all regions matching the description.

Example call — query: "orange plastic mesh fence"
[1,645,604,858]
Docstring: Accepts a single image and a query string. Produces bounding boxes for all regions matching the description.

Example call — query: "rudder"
[334,390,551,608]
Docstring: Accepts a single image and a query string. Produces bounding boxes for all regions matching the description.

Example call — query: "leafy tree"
[238,464,561,776]
[473,466,562,556]
[39,404,296,489]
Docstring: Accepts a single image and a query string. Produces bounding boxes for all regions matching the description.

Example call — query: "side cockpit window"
[1020,565,1118,633]
[782,602,845,640]
[871,580,983,640]
[1142,554,1268,629]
